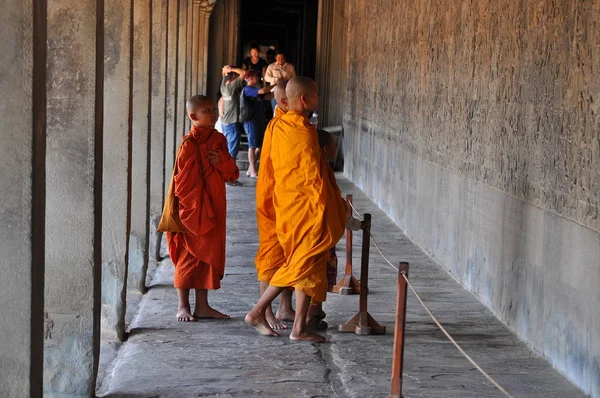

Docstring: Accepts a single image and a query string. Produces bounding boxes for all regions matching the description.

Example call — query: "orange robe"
[255,106,286,282]
[269,111,346,302]
[167,126,240,289]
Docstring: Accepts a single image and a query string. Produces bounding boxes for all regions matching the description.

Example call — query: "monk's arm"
[212,135,240,182]
[293,132,326,207]
[174,143,207,235]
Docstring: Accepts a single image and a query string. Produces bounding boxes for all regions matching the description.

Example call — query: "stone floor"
[96,174,586,398]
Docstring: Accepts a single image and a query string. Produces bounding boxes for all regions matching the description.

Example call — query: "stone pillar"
[148,0,168,263]
[198,0,216,94]
[0,1,45,396]
[315,0,346,127]
[191,1,201,95]
[164,0,178,200]
[315,0,333,124]
[128,0,151,294]
[102,0,132,342]
[45,0,102,395]
[177,0,190,136]
[184,0,194,131]
[206,0,240,100]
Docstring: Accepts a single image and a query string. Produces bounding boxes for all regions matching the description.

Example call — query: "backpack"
[239,89,254,123]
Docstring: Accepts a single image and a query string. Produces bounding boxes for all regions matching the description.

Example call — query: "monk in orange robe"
[246,77,349,342]
[167,95,240,321]
[255,80,296,330]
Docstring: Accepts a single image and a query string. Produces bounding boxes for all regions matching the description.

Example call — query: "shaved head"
[274,80,289,112]
[286,77,318,114]
[286,77,316,101]
[186,95,217,128]
[186,95,212,113]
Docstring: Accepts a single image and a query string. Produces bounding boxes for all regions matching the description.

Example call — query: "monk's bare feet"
[266,312,288,330]
[245,312,280,337]
[276,308,296,322]
[176,308,196,322]
[193,306,230,319]
[289,329,326,343]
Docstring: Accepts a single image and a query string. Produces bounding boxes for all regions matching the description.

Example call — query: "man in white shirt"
[265,52,296,84]
[265,52,296,113]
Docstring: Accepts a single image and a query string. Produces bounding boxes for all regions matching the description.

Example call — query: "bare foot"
[193,306,230,319]
[266,312,289,330]
[276,309,296,322]
[245,312,280,337]
[176,308,196,322]
[289,329,326,343]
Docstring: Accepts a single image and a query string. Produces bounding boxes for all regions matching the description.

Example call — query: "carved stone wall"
[341,1,600,396]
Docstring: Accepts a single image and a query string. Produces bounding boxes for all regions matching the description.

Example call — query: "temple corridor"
[1,0,598,397]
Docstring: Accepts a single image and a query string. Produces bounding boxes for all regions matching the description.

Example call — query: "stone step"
[237,151,248,161]
[236,160,249,170]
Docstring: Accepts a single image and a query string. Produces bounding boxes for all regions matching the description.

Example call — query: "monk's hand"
[207,150,221,165]
[345,216,363,231]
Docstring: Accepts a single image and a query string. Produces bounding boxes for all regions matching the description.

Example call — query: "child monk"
[254,80,296,330]
[167,95,240,321]
[245,77,347,342]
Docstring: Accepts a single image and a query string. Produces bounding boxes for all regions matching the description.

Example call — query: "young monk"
[254,79,296,330]
[167,95,240,321]
[245,77,348,342]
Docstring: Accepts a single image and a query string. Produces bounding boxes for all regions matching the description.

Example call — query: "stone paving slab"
[96,174,586,398]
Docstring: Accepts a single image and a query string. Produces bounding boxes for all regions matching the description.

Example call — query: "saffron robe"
[254,106,286,282]
[268,111,346,302]
[167,126,240,289]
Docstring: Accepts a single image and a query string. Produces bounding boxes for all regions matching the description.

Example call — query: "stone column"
[198,0,216,94]
[177,0,190,136]
[184,0,194,131]
[164,0,179,201]
[128,0,151,295]
[206,0,240,99]
[191,0,201,95]
[315,0,333,125]
[315,0,346,127]
[45,0,102,395]
[148,0,168,263]
[0,1,45,396]
[102,0,132,342]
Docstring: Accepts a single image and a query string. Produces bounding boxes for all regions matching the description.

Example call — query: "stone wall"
[0,0,44,395]
[340,1,599,396]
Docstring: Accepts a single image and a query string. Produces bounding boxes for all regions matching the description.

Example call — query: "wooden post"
[388,262,410,398]
[332,194,361,295]
[338,214,385,335]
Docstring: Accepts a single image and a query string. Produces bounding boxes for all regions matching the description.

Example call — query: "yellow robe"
[255,106,287,282]
[269,111,346,302]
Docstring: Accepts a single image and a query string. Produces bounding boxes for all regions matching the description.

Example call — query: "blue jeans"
[221,123,243,160]
[243,121,258,149]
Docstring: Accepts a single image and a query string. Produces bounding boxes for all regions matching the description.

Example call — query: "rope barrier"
[347,200,515,398]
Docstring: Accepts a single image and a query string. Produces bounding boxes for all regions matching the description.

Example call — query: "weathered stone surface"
[45,0,100,395]
[345,1,599,231]
[148,0,168,264]
[96,176,585,398]
[176,0,190,139]
[341,1,600,396]
[0,1,43,396]
[206,0,240,100]
[102,0,132,342]
[129,0,151,295]
[164,0,178,199]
